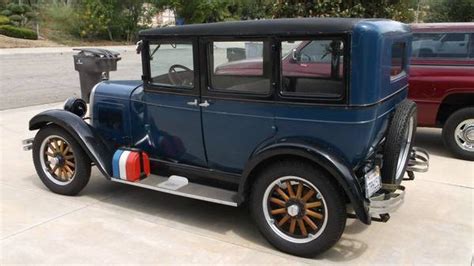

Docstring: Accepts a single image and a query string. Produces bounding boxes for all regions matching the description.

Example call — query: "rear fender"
[239,140,371,224]
[29,109,113,178]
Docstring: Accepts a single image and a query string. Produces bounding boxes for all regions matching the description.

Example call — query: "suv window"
[391,42,406,77]
[149,42,194,88]
[280,39,344,98]
[412,32,471,59]
[209,41,271,94]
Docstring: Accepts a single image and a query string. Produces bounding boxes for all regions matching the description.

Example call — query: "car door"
[131,39,207,167]
[200,38,276,174]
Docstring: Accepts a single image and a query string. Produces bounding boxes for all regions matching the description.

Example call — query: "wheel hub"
[49,156,60,167]
[455,119,474,151]
[287,204,300,217]
[463,126,474,142]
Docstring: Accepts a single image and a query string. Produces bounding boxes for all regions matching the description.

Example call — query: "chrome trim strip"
[88,83,100,126]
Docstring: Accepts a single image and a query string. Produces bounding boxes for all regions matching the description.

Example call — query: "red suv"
[409,23,474,160]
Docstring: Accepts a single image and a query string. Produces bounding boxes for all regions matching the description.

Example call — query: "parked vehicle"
[24,18,428,257]
[409,23,474,160]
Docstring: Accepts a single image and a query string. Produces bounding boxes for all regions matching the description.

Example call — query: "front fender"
[29,109,113,178]
[239,140,371,224]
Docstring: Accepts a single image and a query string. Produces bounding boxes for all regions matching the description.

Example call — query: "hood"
[93,80,143,100]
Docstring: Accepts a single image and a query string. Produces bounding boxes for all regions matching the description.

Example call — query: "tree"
[427,0,474,22]
[270,0,416,22]
[227,0,272,20]
[153,0,231,24]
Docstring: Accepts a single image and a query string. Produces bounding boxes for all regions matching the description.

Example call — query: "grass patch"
[0,25,37,40]
[0,15,9,25]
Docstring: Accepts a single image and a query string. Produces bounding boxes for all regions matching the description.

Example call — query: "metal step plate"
[111,174,239,207]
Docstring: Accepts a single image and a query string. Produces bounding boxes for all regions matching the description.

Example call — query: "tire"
[250,160,346,257]
[442,107,474,161]
[32,125,91,195]
[382,99,417,187]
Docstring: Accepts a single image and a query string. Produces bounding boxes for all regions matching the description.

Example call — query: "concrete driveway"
[0,103,472,264]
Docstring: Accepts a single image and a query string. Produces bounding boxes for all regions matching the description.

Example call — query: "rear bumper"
[406,147,429,173]
[368,146,429,218]
[369,185,405,216]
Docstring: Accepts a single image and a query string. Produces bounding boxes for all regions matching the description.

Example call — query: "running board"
[111,174,239,207]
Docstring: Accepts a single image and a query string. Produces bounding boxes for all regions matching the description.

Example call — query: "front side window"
[281,39,345,98]
[149,42,194,88]
[209,41,271,94]
[412,32,471,59]
[391,42,406,77]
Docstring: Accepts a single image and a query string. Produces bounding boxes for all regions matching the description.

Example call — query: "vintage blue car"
[25,18,429,256]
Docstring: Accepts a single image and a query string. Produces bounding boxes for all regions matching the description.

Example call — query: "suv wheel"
[442,107,474,161]
[250,161,346,257]
[32,125,91,195]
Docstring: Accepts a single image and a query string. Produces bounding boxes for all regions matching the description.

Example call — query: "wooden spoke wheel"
[263,176,328,244]
[33,125,91,195]
[39,135,76,185]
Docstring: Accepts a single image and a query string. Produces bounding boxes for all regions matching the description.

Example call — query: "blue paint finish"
[201,99,276,173]
[112,149,124,178]
[350,20,411,105]
[130,87,207,167]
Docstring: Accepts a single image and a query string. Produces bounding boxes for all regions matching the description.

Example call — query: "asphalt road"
[0,46,142,110]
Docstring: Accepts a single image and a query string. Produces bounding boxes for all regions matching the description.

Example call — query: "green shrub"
[8,14,21,22]
[7,3,24,14]
[0,25,37,39]
[0,9,11,16]
[0,14,8,25]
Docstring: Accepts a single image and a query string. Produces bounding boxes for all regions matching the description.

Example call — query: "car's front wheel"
[32,125,91,195]
[250,161,346,257]
[442,107,474,161]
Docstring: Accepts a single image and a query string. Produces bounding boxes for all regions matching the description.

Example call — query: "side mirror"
[290,48,300,63]
[136,40,143,54]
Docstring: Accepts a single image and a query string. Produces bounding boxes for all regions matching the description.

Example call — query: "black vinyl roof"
[139,18,384,38]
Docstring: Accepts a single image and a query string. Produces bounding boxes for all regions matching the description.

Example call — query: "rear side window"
[280,39,345,98]
[391,42,406,77]
[208,41,271,94]
[412,32,471,59]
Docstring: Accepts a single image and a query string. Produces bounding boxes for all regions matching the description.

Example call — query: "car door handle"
[187,99,198,106]
[199,100,211,107]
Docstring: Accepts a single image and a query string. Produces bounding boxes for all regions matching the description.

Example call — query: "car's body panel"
[408,23,474,127]
[129,86,208,167]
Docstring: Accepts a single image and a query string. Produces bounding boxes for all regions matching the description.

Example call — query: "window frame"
[390,41,407,81]
[142,38,200,96]
[201,36,275,100]
[276,34,350,104]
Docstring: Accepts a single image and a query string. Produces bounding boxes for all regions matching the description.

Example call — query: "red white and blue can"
[112,148,150,182]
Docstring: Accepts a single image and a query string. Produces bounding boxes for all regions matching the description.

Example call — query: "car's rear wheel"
[442,107,474,161]
[250,161,346,257]
[32,125,91,195]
